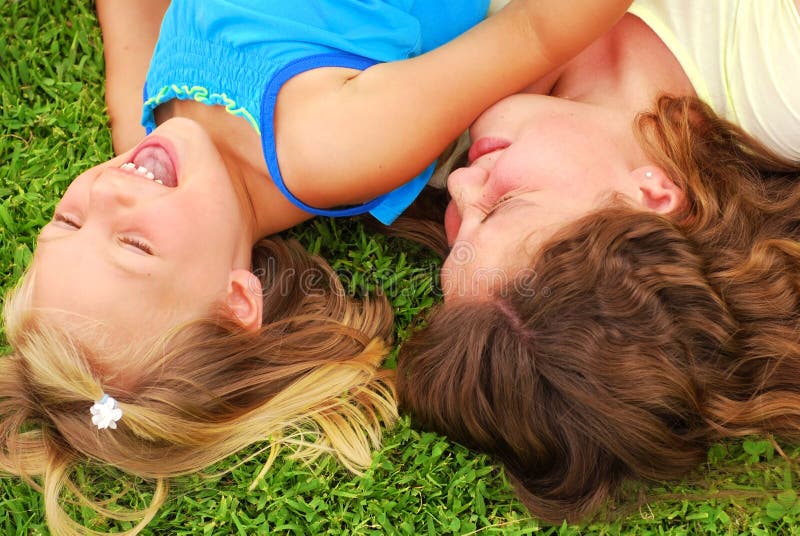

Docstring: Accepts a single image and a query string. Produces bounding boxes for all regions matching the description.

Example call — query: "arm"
[275,0,632,208]
[96,0,170,154]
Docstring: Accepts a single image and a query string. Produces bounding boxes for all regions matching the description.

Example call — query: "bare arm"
[276,0,632,208]
[96,0,170,154]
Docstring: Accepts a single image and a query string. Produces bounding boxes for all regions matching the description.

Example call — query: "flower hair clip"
[90,394,123,430]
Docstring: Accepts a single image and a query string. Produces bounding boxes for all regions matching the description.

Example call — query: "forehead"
[442,231,528,299]
[441,197,599,300]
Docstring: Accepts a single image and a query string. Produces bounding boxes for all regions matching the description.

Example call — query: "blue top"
[143,0,489,224]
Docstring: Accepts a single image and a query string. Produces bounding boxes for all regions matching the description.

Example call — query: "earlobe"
[634,167,684,214]
[225,269,263,331]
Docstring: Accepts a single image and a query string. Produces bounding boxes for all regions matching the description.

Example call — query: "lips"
[468,137,511,163]
[130,138,179,187]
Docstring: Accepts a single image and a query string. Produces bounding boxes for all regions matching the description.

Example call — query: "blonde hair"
[0,237,397,536]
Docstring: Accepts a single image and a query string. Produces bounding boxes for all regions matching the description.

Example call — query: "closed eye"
[118,236,154,255]
[53,214,153,255]
[481,195,514,223]
[53,213,81,229]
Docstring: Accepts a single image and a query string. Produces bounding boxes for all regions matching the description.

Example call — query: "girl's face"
[441,94,661,299]
[31,117,258,346]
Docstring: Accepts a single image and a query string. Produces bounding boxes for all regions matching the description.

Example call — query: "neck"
[155,100,313,243]
[537,13,697,172]
[558,14,696,113]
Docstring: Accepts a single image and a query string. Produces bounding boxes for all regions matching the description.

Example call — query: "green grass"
[2,2,800,534]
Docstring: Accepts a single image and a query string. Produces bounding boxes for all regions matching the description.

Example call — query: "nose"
[446,165,488,213]
[88,169,140,211]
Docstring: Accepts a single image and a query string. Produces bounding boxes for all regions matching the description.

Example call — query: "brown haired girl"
[398,0,800,523]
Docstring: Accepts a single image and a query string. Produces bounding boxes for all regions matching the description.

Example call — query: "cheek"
[443,200,461,246]
[156,209,243,277]
[491,151,550,194]
[154,194,234,238]
[497,131,599,192]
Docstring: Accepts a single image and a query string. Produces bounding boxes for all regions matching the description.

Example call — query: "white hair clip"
[90,394,123,430]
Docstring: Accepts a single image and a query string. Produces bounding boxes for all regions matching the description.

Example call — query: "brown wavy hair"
[1,237,397,536]
[397,96,800,522]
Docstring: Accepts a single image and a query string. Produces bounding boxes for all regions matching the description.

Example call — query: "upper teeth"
[120,162,163,184]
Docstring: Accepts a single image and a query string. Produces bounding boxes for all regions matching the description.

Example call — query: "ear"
[224,269,263,331]
[632,167,684,214]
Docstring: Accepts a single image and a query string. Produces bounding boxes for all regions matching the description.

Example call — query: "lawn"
[2,1,800,534]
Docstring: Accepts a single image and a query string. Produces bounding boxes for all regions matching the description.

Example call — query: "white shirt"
[630,0,800,160]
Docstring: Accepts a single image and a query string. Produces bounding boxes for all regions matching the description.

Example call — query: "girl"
[0,0,633,533]
[398,0,800,523]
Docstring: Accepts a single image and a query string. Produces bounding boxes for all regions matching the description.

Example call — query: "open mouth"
[123,139,179,187]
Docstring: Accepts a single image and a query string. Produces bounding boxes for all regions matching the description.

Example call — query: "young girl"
[398,0,800,523]
[0,0,634,533]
